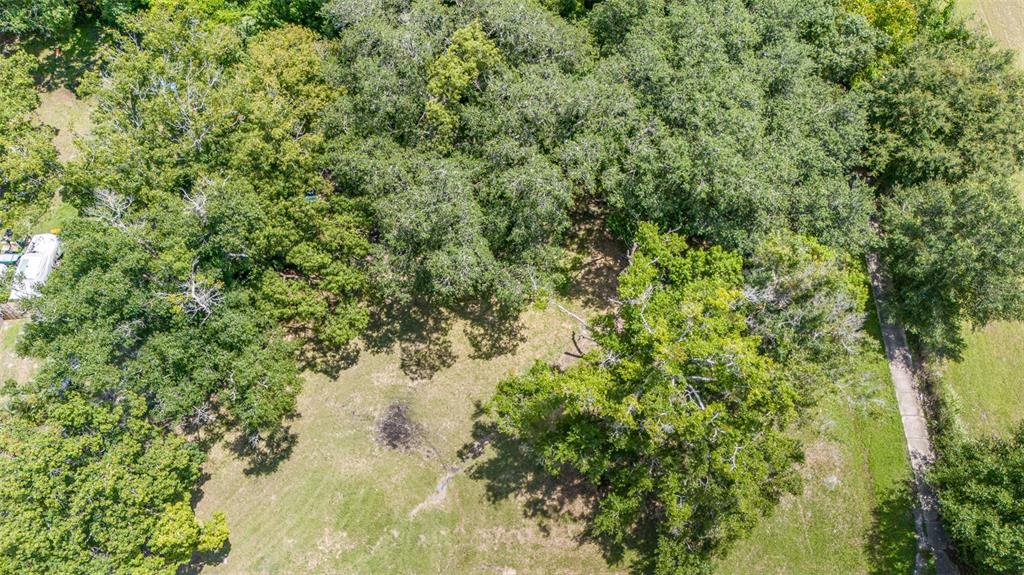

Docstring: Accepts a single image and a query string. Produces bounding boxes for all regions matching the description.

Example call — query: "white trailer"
[9,233,61,301]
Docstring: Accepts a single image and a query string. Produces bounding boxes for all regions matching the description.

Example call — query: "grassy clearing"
[31,193,78,235]
[28,19,100,163]
[940,322,1024,438]
[36,89,94,163]
[196,273,916,575]
[196,305,627,575]
[0,320,35,385]
[1,322,19,351]
[718,335,917,575]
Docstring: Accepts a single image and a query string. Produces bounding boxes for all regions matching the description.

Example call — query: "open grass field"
[0,320,35,385]
[28,19,100,162]
[196,305,629,575]
[196,261,916,574]
[719,364,917,575]
[718,313,917,574]
[36,88,94,163]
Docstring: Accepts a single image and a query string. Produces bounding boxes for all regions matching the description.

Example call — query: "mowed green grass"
[719,340,917,574]
[0,320,34,385]
[196,306,628,575]
[196,299,915,574]
[942,322,1024,437]
[36,88,95,163]
[30,20,99,163]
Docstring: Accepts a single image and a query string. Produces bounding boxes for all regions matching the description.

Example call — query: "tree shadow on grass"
[362,298,457,381]
[177,541,231,575]
[559,211,627,310]
[867,481,919,575]
[26,20,105,92]
[461,301,526,361]
[296,337,361,379]
[361,296,529,380]
[226,425,299,477]
[463,417,650,572]
[180,465,229,574]
[862,307,889,359]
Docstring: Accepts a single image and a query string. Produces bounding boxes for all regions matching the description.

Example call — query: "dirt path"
[866,252,958,575]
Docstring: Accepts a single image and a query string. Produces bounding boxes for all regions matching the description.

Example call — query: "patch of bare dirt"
[375,402,423,450]
[408,465,461,517]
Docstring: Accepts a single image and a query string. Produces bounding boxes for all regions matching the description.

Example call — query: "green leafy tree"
[198,512,230,553]
[427,20,502,104]
[58,9,369,350]
[18,9,359,439]
[589,0,874,252]
[246,0,327,27]
[489,224,803,574]
[843,0,918,76]
[424,20,503,147]
[880,177,1024,353]
[0,391,225,575]
[744,232,869,395]
[866,27,1024,189]
[1,0,323,37]
[864,13,1024,352]
[19,219,303,439]
[932,427,1024,574]
[0,0,77,37]
[1,51,58,236]
[324,2,581,309]
[1,0,148,36]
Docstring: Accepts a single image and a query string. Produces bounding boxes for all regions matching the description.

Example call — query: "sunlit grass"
[718,341,916,575]
[941,321,1024,438]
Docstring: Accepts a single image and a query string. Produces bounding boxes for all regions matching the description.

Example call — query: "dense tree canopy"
[1,0,81,37]
[4,0,1024,572]
[0,391,227,575]
[323,0,593,309]
[866,19,1024,189]
[864,8,1024,351]
[0,0,328,38]
[931,427,1024,574]
[490,224,805,573]
[19,219,303,437]
[322,0,883,311]
[880,177,1024,352]
[0,0,145,37]
[590,0,877,251]
[18,8,358,440]
[0,50,57,237]
[744,231,869,394]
